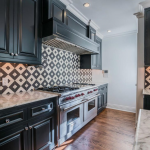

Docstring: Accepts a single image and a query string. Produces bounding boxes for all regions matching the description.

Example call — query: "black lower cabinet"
[0,97,58,150]
[97,84,108,115]
[28,117,55,150]
[0,123,27,150]
[144,95,150,110]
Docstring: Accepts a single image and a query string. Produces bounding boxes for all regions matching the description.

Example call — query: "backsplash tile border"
[0,45,92,95]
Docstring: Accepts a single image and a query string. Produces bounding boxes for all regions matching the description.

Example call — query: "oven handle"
[61,94,100,112]
[84,94,100,101]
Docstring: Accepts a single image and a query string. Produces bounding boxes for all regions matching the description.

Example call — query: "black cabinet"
[97,84,108,115]
[144,95,150,110]
[28,118,55,150]
[0,123,27,150]
[0,97,57,150]
[80,35,102,69]
[145,8,150,66]
[0,0,42,65]
[0,0,14,59]
[88,26,96,42]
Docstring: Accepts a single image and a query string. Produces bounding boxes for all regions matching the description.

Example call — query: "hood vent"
[42,19,99,55]
[43,38,92,55]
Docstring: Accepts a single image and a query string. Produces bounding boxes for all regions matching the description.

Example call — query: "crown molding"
[140,0,150,9]
[134,0,150,18]
[103,30,137,39]
[60,0,103,39]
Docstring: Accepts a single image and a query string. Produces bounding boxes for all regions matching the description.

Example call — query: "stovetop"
[37,83,95,94]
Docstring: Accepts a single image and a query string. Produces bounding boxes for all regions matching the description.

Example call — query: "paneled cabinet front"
[0,0,14,59]
[0,98,57,150]
[0,123,28,150]
[0,0,42,65]
[145,8,150,66]
[97,84,108,115]
[80,36,102,69]
[28,118,55,150]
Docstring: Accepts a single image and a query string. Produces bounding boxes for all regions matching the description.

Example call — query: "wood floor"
[55,108,136,150]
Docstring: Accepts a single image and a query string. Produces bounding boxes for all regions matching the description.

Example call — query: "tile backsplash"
[145,66,150,89]
[0,45,92,95]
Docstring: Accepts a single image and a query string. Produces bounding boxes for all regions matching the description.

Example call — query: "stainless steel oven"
[84,95,98,121]
[59,100,83,144]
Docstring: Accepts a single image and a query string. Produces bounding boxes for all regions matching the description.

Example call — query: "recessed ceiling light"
[108,30,111,33]
[83,3,90,7]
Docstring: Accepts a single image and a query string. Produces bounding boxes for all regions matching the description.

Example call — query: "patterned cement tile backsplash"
[0,45,92,95]
[145,66,150,89]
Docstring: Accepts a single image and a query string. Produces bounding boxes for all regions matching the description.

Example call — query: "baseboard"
[107,103,136,113]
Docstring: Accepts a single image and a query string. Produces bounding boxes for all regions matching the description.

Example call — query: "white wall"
[92,32,137,112]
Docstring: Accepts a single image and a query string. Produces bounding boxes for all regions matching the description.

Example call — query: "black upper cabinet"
[80,35,102,69]
[88,26,96,42]
[66,10,88,37]
[0,0,42,65]
[145,8,150,66]
[42,0,66,23]
[0,0,14,59]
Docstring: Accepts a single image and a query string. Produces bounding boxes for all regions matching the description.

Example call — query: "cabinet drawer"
[99,85,107,92]
[30,103,53,117]
[0,111,25,128]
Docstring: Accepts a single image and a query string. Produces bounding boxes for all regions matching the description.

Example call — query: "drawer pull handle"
[6,119,10,123]
[42,108,45,110]
[25,127,28,131]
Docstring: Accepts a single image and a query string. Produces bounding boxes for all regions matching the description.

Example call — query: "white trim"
[60,0,103,39]
[103,30,137,39]
[107,103,136,113]
[140,0,150,9]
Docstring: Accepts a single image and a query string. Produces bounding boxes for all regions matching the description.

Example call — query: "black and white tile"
[145,66,150,89]
[0,45,92,95]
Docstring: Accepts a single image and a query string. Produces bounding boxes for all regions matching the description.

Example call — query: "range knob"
[71,96,75,99]
[66,97,69,100]
[78,94,81,96]
[81,93,84,96]
[88,91,90,94]
[75,95,78,97]
[94,89,98,91]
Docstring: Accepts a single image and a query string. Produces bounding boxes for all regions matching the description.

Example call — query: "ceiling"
[69,0,145,36]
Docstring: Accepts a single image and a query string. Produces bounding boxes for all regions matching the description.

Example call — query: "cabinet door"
[28,118,55,150]
[91,36,102,69]
[0,124,27,150]
[14,0,42,64]
[98,94,103,110]
[0,0,14,59]
[91,55,97,69]
[103,92,107,106]
[145,8,150,65]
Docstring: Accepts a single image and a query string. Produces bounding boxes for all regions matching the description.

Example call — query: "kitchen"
[0,0,149,150]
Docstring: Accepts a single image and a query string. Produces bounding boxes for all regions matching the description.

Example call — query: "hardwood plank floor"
[55,108,136,150]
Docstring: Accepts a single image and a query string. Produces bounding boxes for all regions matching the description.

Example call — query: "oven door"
[84,95,98,121]
[59,102,83,139]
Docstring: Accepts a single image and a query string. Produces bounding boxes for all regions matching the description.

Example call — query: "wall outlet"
[2,78,8,86]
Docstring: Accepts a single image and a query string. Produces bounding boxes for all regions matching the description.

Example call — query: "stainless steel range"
[37,83,99,145]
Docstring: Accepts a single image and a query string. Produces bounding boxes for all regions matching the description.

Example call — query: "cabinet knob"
[10,53,14,56]
[25,127,28,131]
[6,119,10,123]
[14,53,18,56]
[29,126,32,129]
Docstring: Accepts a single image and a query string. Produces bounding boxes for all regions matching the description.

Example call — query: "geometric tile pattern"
[0,45,92,95]
[145,66,150,89]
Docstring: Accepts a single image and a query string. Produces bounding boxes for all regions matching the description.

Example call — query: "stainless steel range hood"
[42,18,99,55]
[43,38,93,55]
